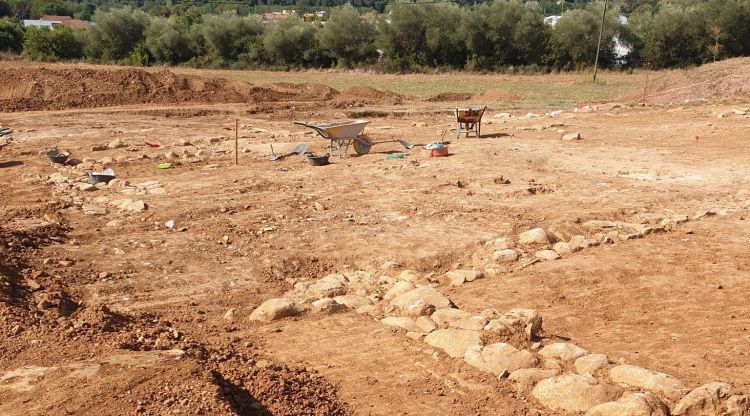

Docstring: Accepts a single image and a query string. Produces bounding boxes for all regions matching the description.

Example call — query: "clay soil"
[1,59,750,415]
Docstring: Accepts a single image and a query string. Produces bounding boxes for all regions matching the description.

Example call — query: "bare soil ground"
[1,58,750,415]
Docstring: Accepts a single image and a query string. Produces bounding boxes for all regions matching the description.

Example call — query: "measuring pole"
[593,0,607,82]
[234,118,239,165]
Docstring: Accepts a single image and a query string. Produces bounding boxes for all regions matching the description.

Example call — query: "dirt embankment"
[622,57,750,104]
[0,66,339,112]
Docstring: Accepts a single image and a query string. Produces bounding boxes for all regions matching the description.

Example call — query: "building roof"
[61,19,91,28]
[41,15,73,21]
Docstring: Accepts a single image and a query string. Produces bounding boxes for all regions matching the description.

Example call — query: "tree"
[318,4,377,68]
[23,26,84,60]
[86,8,151,61]
[547,4,620,70]
[191,12,262,64]
[462,0,547,70]
[376,3,429,70]
[263,17,323,67]
[630,4,706,68]
[0,17,23,52]
[144,16,192,64]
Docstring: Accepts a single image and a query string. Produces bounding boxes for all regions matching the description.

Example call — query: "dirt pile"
[426,92,475,102]
[625,57,750,104]
[337,86,404,106]
[479,88,522,102]
[0,66,340,112]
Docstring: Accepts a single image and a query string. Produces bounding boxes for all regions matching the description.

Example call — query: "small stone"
[383,281,416,301]
[108,138,126,149]
[83,204,107,216]
[223,308,236,320]
[306,276,346,298]
[562,132,582,141]
[431,308,473,328]
[390,286,452,312]
[450,315,488,331]
[443,270,483,286]
[313,202,326,211]
[113,248,125,255]
[553,242,572,255]
[464,343,538,375]
[398,270,421,282]
[332,295,371,309]
[509,368,559,392]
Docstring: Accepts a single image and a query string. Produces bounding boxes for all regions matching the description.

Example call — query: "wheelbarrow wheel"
[353,135,372,155]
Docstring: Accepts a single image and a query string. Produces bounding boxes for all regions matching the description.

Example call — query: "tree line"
[0,0,749,72]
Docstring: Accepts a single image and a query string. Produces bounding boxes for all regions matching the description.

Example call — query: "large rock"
[539,342,588,363]
[493,249,520,262]
[332,295,371,309]
[398,270,421,283]
[415,316,437,333]
[306,276,347,298]
[450,315,488,331]
[249,298,302,321]
[383,281,416,301]
[575,354,610,375]
[519,228,556,245]
[381,317,420,332]
[586,393,669,416]
[609,365,689,402]
[535,249,561,261]
[509,368,559,391]
[464,343,539,375]
[424,329,483,358]
[443,270,483,286]
[431,308,473,328]
[488,308,543,340]
[553,242,573,255]
[390,286,452,312]
[532,374,623,413]
[672,382,748,416]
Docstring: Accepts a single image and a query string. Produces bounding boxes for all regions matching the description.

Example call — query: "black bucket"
[46,149,70,164]
[307,153,330,166]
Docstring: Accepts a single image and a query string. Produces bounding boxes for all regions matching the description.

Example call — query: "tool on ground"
[270,143,308,161]
[0,128,12,137]
[454,107,487,139]
[46,148,70,164]
[306,153,330,166]
[144,140,161,148]
[294,120,413,158]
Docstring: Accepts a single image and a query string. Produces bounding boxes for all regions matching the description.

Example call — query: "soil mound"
[479,88,522,102]
[623,57,750,104]
[426,92,474,102]
[0,66,339,112]
[338,86,404,105]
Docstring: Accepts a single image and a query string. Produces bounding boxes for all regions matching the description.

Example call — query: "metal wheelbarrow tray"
[294,120,413,157]
[454,107,487,139]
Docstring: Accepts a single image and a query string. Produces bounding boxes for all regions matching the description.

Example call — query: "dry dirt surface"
[1,59,750,415]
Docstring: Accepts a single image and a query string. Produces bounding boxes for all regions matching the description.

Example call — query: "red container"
[425,146,449,157]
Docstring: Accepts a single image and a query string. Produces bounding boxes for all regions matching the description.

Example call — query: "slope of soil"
[0,66,339,112]
[338,85,404,104]
[624,57,750,104]
[425,92,475,102]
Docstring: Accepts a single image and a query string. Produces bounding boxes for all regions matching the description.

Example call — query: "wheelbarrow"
[294,120,413,157]
[454,107,487,139]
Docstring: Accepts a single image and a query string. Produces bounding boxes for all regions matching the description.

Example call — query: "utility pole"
[593,0,607,82]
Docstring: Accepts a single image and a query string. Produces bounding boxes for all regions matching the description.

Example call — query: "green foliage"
[0,16,23,52]
[318,5,376,68]
[192,11,262,63]
[23,25,83,60]
[86,7,150,61]
[462,0,548,70]
[144,16,191,64]
[630,5,706,68]
[263,16,323,67]
[548,4,620,69]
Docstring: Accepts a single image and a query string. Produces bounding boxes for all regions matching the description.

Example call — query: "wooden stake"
[234,118,239,166]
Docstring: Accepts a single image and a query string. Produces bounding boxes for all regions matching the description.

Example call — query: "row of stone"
[248,269,749,416]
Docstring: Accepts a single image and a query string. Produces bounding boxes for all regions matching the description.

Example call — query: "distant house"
[23,15,91,29]
[260,10,294,24]
[543,15,561,26]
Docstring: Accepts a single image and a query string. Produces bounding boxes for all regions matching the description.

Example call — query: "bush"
[0,17,23,52]
[23,26,84,60]
[630,5,706,68]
